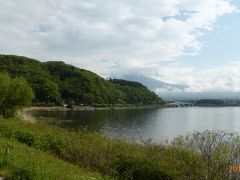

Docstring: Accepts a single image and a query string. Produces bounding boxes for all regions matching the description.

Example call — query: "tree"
[0,55,165,105]
[31,77,61,105]
[0,72,34,118]
[67,100,76,109]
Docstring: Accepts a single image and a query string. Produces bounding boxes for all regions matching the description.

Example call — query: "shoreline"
[25,105,240,113]
[25,105,164,112]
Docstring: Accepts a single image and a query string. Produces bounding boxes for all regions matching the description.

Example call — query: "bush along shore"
[0,118,239,179]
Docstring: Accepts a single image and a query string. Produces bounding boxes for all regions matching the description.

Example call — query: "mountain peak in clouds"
[117,74,240,101]
[117,74,188,92]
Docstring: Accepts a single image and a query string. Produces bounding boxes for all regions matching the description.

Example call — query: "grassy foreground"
[0,118,239,179]
[0,119,110,180]
[0,138,108,179]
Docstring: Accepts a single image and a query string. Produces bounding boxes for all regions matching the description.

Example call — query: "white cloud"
[0,0,238,91]
[186,62,240,92]
[152,60,240,92]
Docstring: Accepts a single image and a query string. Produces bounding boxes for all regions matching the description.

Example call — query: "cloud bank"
[0,0,238,92]
[154,61,240,93]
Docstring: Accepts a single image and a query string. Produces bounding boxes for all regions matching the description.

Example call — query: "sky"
[0,0,240,93]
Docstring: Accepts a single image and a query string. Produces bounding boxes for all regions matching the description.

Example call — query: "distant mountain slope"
[0,55,164,105]
[120,74,188,92]
[115,75,240,101]
[110,79,163,104]
[159,92,240,101]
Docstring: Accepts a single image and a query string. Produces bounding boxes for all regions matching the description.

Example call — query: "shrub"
[39,134,66,156]
[171,130,240,179]
[113,155,172,180]
[0,72,34,118]
[67,101,76,109]
[14,131,36,146]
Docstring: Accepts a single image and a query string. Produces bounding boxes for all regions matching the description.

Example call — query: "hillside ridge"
[0,54,164,106]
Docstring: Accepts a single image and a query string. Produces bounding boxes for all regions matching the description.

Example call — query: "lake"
[32,107,240,143]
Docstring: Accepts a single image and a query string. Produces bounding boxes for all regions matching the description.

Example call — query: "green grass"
[0,118,238,179]
[0,119,174,179]
[0,137,109,179]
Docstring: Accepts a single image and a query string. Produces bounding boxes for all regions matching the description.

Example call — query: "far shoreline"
[25,104,240,113]
[25,104,165,112]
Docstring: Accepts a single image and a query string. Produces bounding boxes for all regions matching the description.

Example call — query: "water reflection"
[33,107,240,143]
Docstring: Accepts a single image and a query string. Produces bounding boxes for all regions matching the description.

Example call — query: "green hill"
[0,55,164,106]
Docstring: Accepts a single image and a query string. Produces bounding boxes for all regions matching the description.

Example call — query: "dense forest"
[0,55,164,106]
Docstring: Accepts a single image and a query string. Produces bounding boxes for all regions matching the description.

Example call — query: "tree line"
[0,55,164,107]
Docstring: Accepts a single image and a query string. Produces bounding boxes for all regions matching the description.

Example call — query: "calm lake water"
[33,107,240,143]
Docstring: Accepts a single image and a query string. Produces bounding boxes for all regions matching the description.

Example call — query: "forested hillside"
[110,79,161,104]
[0,55,164,106]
